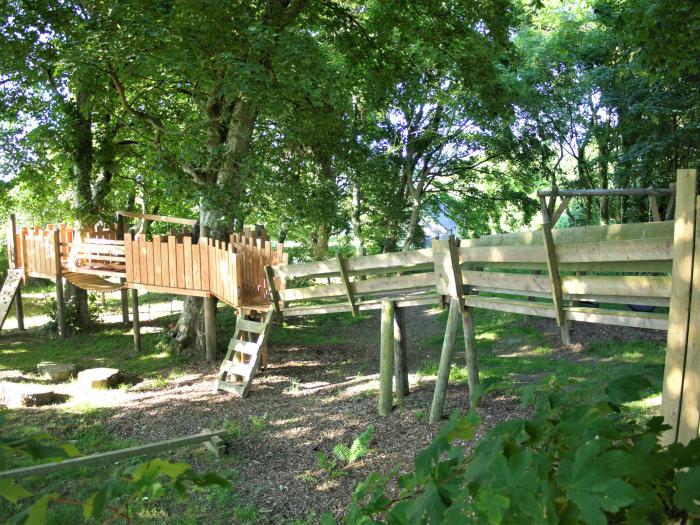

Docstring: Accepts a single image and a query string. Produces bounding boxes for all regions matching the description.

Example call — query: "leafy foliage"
[327,376,700,524]
[0,412,229,524]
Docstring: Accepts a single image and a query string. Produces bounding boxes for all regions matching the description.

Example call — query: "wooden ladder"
[0,269,24,332]
[214,309,274,397]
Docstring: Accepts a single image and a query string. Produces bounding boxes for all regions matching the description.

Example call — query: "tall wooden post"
[429,297,461,423]
[131,289,142,352]
[200,225,217,362]
[7,214,24,330]
[539,195,571,346]
[393,304,409,401]
[662,169,698,445]
[52,230,67,338]
[378,299,395,416]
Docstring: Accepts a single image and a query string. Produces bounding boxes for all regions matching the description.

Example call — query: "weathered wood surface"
[0,430,228,480]
[378,300,395,416]
[662,169,697,445]
[429,298,461,423]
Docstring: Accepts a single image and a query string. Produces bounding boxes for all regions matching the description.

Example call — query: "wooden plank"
[0,430,227,480]
[146,240,155,284]
[433,238,463,298]
[564,306,668,331]
[138,236,148,284]
[117,210,197,226]
[176,242,185,289]
[183,235,193,289]
[168,236,177,288]
[153,235,162,286]
[336,254,358,316]
[200,240,209,291]
[264,265,282,321]
[650,195,661,222]
[130,238,140,283]
[281,294,440,317]
[678,194,700,444]
[393,305,409,401]
[192,241,201,290]
[126,283,210,298]
[551,196,572,225]
[662,168,697,445]
[159,236,170,288]
[461,220,674,248]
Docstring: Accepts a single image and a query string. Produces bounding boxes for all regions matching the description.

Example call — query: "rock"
[0,382,70,408]
[77,368,121,389]
[37,362,77,382]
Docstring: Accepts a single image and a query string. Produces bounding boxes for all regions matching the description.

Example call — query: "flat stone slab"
[1,382,70,408]
[37,362,77,382]
[77,368,121,389]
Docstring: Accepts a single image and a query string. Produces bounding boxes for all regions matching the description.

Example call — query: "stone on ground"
[37,362,77,382]
[77,368,121,389]
[0,382,70,408]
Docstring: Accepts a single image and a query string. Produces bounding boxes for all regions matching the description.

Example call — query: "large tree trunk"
[402,191,423,252]
[172,99,257,356]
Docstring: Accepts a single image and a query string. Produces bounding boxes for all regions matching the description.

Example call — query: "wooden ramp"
[0,269,23,331]
[63,271,123,292]
[214,310,274,397]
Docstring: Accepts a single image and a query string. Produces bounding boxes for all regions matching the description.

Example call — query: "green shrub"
[41,291,104,334]
[328,376,700,524]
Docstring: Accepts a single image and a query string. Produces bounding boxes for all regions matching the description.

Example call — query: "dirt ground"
[2,304,666,523]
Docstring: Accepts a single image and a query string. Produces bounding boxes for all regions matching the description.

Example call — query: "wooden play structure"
[3,170,699,446]
[3,213,287,397]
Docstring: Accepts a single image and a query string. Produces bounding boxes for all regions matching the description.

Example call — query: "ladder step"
[225,363,252,378]
[216,380,246,397]
[236,318,265,334]
[228,340,260,355]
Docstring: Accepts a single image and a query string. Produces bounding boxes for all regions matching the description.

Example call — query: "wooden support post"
[203,296,217,362]
[336,253,358,316]
[7,214,24,330]
[677,194,700,444]
[551,196,572,225]
[665,183,676,221]
[131,288,142,353]
[378,299,395,416]
[429,297,461,423]
[393,304,409,401]
[540,196,571,346]
[462,288,479,398]
[264,265,283,323]
[52,230,66,339]
[649,195,661,222]
[662,169,697,445]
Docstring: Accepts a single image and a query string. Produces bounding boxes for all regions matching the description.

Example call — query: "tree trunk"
[402,192,423,252]
[351,182,363,257]
[313,224,331,260]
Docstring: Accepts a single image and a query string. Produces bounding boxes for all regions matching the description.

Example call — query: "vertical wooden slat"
[168,236,177,288]
[200,240,209,291]
[146,240,155,284]
[662,169,698,444]
[153,235,162,286]
[235,253,243,306]
[192,241,201,290]
[137,236,147,284]
[124,233,134,283]
[160,236,170,288]
[183,236,193,289]
[176,241,185,289]
[132,238,141,283]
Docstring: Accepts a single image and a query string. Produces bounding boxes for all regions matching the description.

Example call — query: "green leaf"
[84,476,119,520]
[0,479,31,503]
[673,467,700,513]
[470,377,499,407]
[476,489,510,524]
[605,374,653,405]
[556,441,636,525]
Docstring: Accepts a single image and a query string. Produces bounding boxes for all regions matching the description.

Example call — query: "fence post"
[200,225,217,362]
[393,303,409,401]
[662,168,698,445]
[131,289,142,353]
[378,299,395,416]
[539,195,572,346]
[8,214,24,330]
[429,297,461,423]
[117,214,129,324]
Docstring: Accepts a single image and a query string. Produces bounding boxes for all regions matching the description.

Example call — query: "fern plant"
[333,426,374,465]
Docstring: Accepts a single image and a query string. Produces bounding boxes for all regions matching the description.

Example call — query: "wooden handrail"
[117,211,198,226]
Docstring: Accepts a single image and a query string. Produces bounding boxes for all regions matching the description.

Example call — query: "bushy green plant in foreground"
[327,376,700,524]
[0,413,229,523]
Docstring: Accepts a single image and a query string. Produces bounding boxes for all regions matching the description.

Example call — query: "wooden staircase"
[0,269,23,331]
[214,309,274,397]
